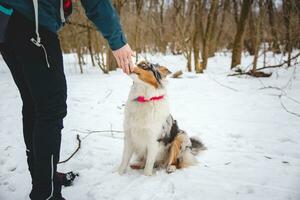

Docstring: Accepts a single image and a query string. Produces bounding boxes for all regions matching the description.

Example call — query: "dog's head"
[130,61,172,89]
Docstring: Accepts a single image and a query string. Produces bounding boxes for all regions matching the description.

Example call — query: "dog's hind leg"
[166,134,184,173]
[118,136,134,175]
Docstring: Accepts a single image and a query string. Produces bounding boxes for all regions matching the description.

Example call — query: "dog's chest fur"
[124,83,170,157]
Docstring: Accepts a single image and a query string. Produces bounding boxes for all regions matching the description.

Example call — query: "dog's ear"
[158,66,172,78]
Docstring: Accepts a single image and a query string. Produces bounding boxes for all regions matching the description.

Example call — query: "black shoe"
[52,196,66,200]
[56,171,79,187]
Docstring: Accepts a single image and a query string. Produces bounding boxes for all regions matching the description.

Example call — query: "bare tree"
[202,0,218,71]
[231,0,253,69]
[267,0,280,53]
[282,0,292,67]
[252,0,265,72]
[193,0,204,73]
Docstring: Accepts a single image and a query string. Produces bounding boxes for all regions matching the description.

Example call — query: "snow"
[0,52,300,200]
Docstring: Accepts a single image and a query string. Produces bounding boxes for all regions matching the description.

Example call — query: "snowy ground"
[0,52,300,200]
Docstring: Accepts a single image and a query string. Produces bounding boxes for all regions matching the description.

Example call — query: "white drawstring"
[46,155,54,200]
[31,0,41,46]
[60,0,66,23]
[31,0,65,68]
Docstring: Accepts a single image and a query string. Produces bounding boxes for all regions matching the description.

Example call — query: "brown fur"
[157,66,172,78]
[132,62,171,88]
[166,134,185,169]
[132,67,160,88]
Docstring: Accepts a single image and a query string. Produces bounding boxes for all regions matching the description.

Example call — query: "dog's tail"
[190,136,206,156]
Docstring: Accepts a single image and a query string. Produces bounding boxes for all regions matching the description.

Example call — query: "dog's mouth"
[131,70,140,75]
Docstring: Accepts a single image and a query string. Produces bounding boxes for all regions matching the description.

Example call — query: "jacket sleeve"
[80,0,127,50]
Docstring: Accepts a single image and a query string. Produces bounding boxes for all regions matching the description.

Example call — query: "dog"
[118,61,205,176]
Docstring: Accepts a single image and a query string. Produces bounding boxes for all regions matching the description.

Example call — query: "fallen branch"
[58,134,81,164]
[228,70,272,77]
[171,70,183,78]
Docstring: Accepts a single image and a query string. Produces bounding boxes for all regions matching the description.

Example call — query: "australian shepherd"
[118,61,206,176]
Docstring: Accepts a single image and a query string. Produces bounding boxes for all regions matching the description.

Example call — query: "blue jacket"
[0,0,127,50]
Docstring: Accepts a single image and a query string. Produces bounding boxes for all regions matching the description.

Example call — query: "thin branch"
[58,128,124,164]
[280,99,300,117]
[72,129,124,140]
[207,73,239,92]
[259,86,300,118]
[256,53,300,70]
[285,95,300,105]
[229,53,299,77]
[58,134,81,164]
[282,62,297,89]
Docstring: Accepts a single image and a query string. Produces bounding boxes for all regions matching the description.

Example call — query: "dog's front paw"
[118,167,126,175]
[166,165,176,174]
[143,169,153,176]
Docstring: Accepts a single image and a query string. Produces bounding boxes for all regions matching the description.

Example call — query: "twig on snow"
[58,134,81,164]
[207,73,239,92]
[72,129,124,140]
[259,86,300,118]
[280,99,300,118]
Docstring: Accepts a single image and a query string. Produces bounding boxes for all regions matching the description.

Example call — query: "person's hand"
[112,44,135,74]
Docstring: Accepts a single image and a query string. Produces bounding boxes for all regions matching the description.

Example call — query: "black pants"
[0,11,67,199]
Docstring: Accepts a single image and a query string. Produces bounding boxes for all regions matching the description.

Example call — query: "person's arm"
[80,0,134,74]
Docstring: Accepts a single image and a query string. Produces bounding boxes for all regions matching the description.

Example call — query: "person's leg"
[0,42,36,184]
[5,12,67,199]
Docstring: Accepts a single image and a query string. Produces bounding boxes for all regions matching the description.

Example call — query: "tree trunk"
[77,47,83,74]
[135,0,144,61]
[246,9,256,55]
[87,28,95,66]
[252,0,265,72]
[208,0,219,57]
[282,0,292,67]
[232,0,240,25]
[231,0,253,69]
[187,51,192,72]
[202,0,218,70]
[215,0,230,50]
[193,0,203,73]
[267,0,281,53]
[107,48,117,71]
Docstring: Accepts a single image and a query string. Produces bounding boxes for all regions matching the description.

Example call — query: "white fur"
[118,74,170,176]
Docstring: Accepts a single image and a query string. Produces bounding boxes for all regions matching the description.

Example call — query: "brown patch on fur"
[132,66,159,88]
[166,134,185,169]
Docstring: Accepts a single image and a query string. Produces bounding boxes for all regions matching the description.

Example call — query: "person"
[0,0,134,199]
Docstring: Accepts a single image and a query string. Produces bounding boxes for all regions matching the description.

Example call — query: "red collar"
[134,95,164,103]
